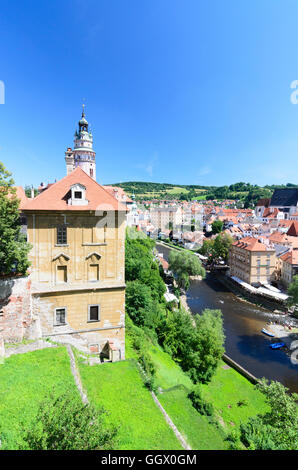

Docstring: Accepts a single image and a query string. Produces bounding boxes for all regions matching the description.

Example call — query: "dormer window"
[68,183,88,206]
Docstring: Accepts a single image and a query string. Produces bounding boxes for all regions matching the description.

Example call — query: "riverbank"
[215,272,290,315]
[157,241,291,316]
[156,242,298,392]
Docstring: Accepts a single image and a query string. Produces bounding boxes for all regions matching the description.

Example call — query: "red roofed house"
[20,167,126,360]
[287,221,298,237]
[229,237,276,285]
[279,249,298,287]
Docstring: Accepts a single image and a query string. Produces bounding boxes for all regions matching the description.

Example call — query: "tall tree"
[211,220,224,234]
[287,275,298,307]
[0,162,31,276]
[168,250,205,290]
[163,308,225,383]
[212,232,233,262]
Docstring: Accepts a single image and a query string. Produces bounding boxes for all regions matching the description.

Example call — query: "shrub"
[239,380,298,450]
[126,317,157,391]
[19,391,118,450]
[188,385,214,417]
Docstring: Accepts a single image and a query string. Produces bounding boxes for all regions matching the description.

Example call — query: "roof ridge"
[21,167,126,212]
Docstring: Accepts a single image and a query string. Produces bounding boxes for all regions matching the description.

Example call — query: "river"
[156,243,298,393]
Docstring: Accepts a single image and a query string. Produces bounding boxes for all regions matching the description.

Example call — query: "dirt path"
[66,345,89,404]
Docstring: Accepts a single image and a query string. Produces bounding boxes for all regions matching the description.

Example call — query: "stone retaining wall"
[0,276,41,343]
[222,353,259,384]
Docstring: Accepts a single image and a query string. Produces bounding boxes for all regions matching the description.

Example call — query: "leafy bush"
[126,280,167,335]
[188,385,214,417]
[0,162,31,276]
[19,391,118,450]
[168,250,205,291]
[126,317,157,391]
[239,380,298,450]
[163,308,225,384]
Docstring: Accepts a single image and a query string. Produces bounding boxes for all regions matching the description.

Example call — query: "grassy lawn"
[147,343,193,390]
[0,347,77,449]
[140,338,267,449]
[201,361,269,432]
[125,334,138,360]
[158,387,228,450]
[78,359,182,450]
[145,342,227,449]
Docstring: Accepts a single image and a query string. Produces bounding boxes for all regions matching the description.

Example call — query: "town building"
[20,167,126,360]
[269,188,298,219]
[278,249,298,287]
[150,206,183,231]
[229,237,276,285]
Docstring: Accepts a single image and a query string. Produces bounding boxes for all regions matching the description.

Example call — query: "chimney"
[31,186,35,199]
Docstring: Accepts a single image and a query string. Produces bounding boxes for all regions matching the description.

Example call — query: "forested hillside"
[108,181,298,207]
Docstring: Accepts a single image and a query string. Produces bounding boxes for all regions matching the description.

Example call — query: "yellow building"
[229,237,276,285]
[21,167,126,360]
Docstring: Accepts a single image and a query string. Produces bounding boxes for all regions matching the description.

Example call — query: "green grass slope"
[201,362,268,432]
[147,343,193,390]
[0,347,77,449]
[145,343,227,449]
[134,340,267,449]
[158,387,227,450]
[78,358,182,450]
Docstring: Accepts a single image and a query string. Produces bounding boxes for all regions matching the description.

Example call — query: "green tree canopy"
[240,380,298,450]
[287,275,298,307]
[211,220,223,234]
[163,308,225,383]
[168,250,205,290]
[20,391,118,450]
[0,162,31,276]
[212,232,234,262]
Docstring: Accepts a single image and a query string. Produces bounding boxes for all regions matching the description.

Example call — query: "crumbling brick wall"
[0,276,41,343]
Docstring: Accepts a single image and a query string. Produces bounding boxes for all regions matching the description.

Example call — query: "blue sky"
[1,0,298,187]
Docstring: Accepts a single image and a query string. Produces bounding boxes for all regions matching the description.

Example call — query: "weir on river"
[157,243,298,393]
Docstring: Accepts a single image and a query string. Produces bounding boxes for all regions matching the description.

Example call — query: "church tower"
[65,105,96,180]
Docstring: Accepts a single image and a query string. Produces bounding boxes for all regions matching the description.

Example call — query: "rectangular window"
[57,265,67,283]
[74,191,82,199]
[57,225,67,245]
[55,308,66,325]
[89,264,99,281]
[88,304,100,322]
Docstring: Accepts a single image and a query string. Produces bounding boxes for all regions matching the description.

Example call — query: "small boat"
[270,342,285,350]
[261,328,275,337]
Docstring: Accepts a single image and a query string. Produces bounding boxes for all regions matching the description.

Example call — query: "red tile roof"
[280,249,298,265]
[262,207,280,219]
[256,198,271,207]
[232,236,274,252]
[103,185,133,203]
[6,186,29,206]
[21,167,127,212]
[158,255,169,270]
[287,221,298,237]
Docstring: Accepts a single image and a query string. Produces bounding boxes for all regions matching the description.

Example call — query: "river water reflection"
[157,243,298,393]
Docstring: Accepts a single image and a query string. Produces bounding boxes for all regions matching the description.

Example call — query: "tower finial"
[82,103,85,117]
